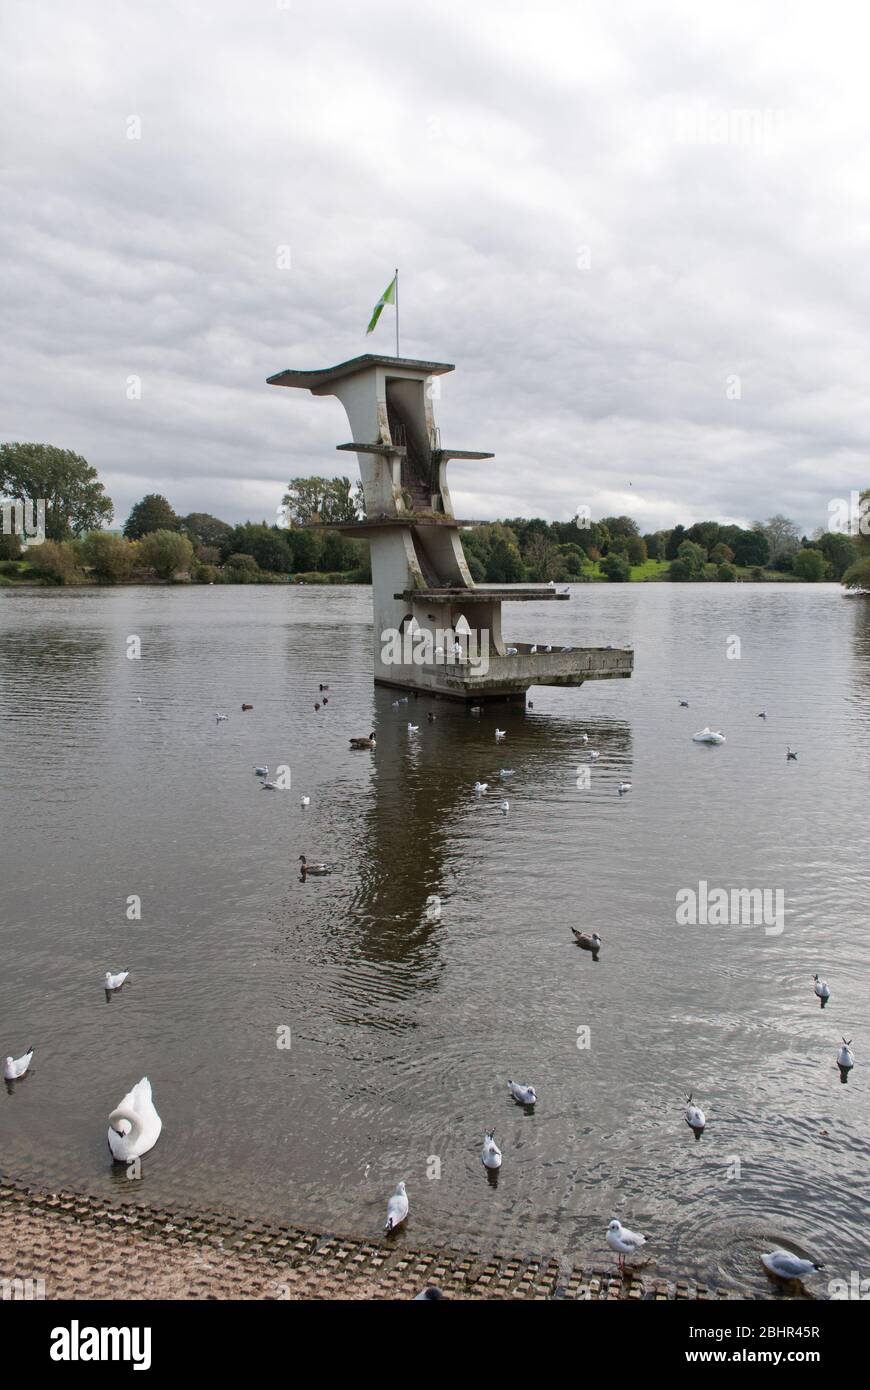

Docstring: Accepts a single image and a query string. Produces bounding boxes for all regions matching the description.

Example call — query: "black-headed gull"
[507,1080,537,1105]
[384,1181,408,1232]
[104,969,130,991]
[495,729,506,742]
[837,1038,854,1080]
[684,1093,706,1134]
[4,1045,34,1081]
[254,765,268,777]
[813,974,830,1007]
[607,1218,647,1269]
[481,1130,502,1169]
[761,1250,823,1281]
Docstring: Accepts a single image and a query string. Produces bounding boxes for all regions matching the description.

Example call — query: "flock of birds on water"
[2,684,854,1299]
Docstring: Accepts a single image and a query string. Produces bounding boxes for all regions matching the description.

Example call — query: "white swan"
[4,1045,34,1081]
[481,1130,502,1169]
[507,1080,537,1105]
[104,969,130,991]
[693,728,726,744]
[384,1181,408,1231]
[107,1077,162,1162]
[761,1250,823,1281]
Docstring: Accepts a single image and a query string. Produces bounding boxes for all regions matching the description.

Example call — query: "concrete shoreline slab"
[0,1177,773,1301]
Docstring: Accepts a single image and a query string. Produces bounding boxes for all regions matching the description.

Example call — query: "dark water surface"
[1,583,867,1293]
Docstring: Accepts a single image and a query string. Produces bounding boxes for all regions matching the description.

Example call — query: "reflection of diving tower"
[267,354,633,701]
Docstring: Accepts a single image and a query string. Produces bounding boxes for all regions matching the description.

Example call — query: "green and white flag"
[366,274,397,334]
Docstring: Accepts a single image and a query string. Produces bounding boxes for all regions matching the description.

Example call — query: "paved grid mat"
[0,1178,751,1300]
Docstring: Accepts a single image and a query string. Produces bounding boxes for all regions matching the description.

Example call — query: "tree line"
[1,442,867,588]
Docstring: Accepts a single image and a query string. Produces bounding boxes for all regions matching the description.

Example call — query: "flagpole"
[395,267,399,357]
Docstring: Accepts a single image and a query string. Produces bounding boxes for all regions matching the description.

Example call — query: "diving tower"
[267,353,633,702]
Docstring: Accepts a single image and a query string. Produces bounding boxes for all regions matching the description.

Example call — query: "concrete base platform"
[375,646,633,702]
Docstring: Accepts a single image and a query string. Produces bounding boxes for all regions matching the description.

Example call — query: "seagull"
[495,729,506,741]
[530,644,538,654]
[528,701,534,709]
[262,780,277,790]
[254,765,268,777]
[407,723,419,733]
[413,1287,445,1300]
[559,588,570,596]
[580,733,588,744]
[499,800,510,814]
[384,1181,408,1232]
[299,855,330,875]
[572,929,601,957]
[761,1250,823,1282]
[606,1219,647,1270]
[507,1080,537,1105]
[786,746,798,760]
[758,710,767,719]
[104,970,130,992]
[499,769,515,778]
[215,713,228,723]
[678,700,689,708]
[837,1038,854,1078]
[562,645,573,651]
[473,781,488,794]
[589,750,600,761]
[136,696,142,703]
[813,974,830,1007]
[481,1130,502,1169]
[300,795,310,808]
[693,728,726,744]
[4,1045,34,1081]
[318,684,329,691]
[544,644,552,653]
[424,895,441,923]
[617,782,632,795]
[392,700,401,707]
[506,647,518,656]
[684,1093,706,1134]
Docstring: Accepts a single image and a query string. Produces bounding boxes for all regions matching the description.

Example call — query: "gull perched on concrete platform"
[4,1045,34,1081]
[607,1219,647,1270]
[761,1250,823,1282]
[384,1181,408,1232]
[104,969,130,992]
[507,1080,537,1106]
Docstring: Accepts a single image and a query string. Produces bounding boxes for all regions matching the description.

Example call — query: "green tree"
[0,442,113,540]
[599,552,631,582]
[524,532,562,581]
[139,529,194,578]
[665,524,687,560]
[80,531,137,582]
[281,476,360,526]
[709,542,735,565]
[717,562,737,582]
[124,494,180,540]
[286,528,324,572]
[183,512,233,548]
[669,540,707,581]
[754,514,800,563]
[486,537,525,582]
[792,547,826,581]
[0,531,22,560]
[26,539,81,583]
[733,528,770,567]
[813,530,855,580]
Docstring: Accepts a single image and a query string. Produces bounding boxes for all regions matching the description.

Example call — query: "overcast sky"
[3,0,869,535]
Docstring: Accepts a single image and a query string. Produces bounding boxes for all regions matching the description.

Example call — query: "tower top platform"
[267,355,454,392]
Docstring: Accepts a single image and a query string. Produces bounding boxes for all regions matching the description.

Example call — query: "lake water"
[0,582,867,1294]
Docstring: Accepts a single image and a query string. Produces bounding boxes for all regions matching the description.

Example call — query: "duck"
[786,746,798,760]
[254,765,268,778]
[4,1045,34,1081]
[299,855,330,876]
[481,1130,502,1169]
[761,1250,823,1282]
[758,710,767,719]
[107,1077,162,1162]
[300,795,310,808]
[384,1181,408,1232]
[495,729,506,741]
[528,700,534,709]
[349,732,376,749]
[617,782,632,795]
[684,1093,706,1134]
[314,702,321,711]
[813,974,830,1007]
[606,1219,647,1271]
[572,929,602,958]
[104,969,130,992]
[837,1038,854,1078]
[693,728,726,744]
[319,683,329,692]
[241,704,253,712]
[507,1080,537,1106]
[427,712,436,722]
[322,697,328,705]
